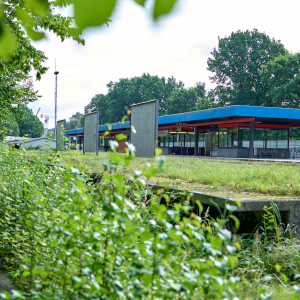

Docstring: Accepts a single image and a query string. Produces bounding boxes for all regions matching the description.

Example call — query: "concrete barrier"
[56,119,66,151]
[130,99,158,157]
[84,111,99,155]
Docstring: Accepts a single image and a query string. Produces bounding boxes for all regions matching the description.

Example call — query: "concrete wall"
[21,138,56,150]
[56,119,66,151]
[130,99,158,157]
[217,148,239,158]
[84,111,99,155]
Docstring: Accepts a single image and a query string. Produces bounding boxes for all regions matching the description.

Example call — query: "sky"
[28,0,300,128]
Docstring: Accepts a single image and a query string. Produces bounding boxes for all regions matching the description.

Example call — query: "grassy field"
[55,151,300,198]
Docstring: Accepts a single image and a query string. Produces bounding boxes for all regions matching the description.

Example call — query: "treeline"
[84,75,208,124]
[2,106,44,138]
[66,29,300,129]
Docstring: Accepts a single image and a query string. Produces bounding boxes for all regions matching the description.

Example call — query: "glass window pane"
[219,128,228,147]
[190,133,195,147]
[238,127,249,148]
[199,133,205,147]
[229,127,238,147]
[277,129,288,149]
[267,129,277,148]
[254,129,265,148]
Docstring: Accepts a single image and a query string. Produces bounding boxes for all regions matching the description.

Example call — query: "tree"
[207,29,287,107]
[262,53,300,108]
[0,0,180,137]
[165,88,198,114]
[105,73,184,123]
[18,106,44,138]
[1,117,20,137]
[0,0,84,138]
[84,94,109,124]
[66,112,84,130]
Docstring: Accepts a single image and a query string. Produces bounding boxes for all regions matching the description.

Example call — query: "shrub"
[0,145,241,299]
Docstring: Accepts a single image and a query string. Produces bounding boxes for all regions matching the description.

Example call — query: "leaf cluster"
[0,145,241,299]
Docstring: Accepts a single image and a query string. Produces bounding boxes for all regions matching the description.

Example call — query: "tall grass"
[52,151,300,197]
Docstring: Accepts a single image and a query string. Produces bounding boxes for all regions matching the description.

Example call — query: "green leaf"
[26,0,50,16]
[275,264,282,272]
[25,26,45,41]
[210,236,222,250]
[22,271,30,277]
[153,0,177,20]
[229,215,240,229]
[0,24,16,57]
[134,0,147,6]
[115,133,127,141]
[73,0,117,31]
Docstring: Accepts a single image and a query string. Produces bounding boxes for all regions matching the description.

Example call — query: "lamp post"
[54,70,59,139]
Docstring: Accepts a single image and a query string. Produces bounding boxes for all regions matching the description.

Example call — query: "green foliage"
[0,0,84,139]
[18,106,44,138]
[84,75,211,124]
[0,0,179,57]
[207,29,287,107]
[1,114,20,137]
[153,0,178,20]
[262,53,300,108]
[165,88,199,114]
[66,112,84,130]
[0,146,242,299]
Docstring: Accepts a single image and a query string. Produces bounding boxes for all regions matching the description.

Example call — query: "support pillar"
[194,126,199,156]
[249,121,254,158]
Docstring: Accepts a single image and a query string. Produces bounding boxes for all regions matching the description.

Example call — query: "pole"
[54,69,59,139]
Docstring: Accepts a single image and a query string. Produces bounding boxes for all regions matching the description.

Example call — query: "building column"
[249,121,254,158]
[194,126,199,156]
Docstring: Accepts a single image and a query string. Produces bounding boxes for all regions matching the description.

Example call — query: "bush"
[0,145,242,299]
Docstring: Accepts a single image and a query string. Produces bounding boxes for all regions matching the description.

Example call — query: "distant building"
[4,137,56,150]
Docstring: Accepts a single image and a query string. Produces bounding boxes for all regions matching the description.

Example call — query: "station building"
[66,105,300,159]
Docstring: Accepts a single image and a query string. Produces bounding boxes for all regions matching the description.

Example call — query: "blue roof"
[66,105,300,136]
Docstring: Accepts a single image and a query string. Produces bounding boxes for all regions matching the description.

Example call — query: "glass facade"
[218,127,289,149]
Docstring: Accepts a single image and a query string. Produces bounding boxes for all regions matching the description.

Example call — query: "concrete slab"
[150,184,300,236]
[131,100,158,158]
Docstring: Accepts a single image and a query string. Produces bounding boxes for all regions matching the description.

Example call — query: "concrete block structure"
[83,111,99,155]
[56,119,66,151]
[130,99,159,157]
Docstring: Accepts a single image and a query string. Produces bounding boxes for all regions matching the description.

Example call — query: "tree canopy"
[0,0,84,138]
[0,0,180,138]
[262,53,300,108]
[66,112,84,130]
[18,106,44,138]
[207,29,287,107]
[84,74,209,124]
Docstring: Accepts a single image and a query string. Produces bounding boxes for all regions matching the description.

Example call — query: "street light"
[54,70,59,139]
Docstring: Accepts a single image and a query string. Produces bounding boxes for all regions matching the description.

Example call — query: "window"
[229,128,238,147]
[218,128,228,147]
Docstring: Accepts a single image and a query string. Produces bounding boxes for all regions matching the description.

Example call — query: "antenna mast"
[54,59,59,139]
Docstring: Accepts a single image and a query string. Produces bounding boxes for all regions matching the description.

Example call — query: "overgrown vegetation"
[54,151,300,197]
[1,146,300,299]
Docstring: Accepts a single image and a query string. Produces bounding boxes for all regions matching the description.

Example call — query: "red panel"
[158,117,255,130]
[218,123,290,129]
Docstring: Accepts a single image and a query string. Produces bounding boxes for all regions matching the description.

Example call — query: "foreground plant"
[0,143,244,299]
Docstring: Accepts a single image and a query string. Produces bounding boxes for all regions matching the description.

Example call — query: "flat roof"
[66,105,300,136]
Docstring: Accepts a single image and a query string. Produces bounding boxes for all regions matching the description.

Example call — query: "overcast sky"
[28,0,300,128]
